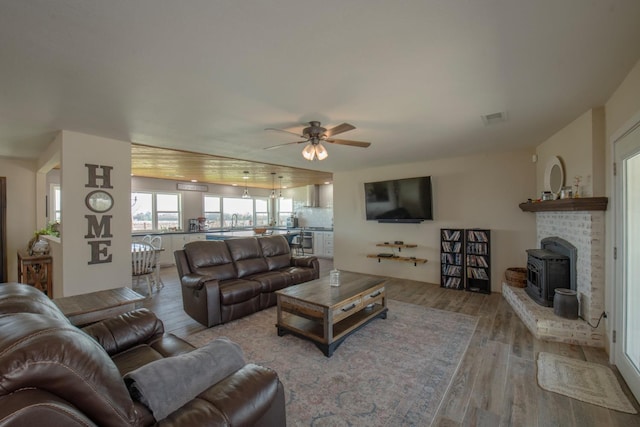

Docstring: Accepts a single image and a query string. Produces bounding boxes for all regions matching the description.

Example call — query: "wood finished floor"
[141,264,640,427]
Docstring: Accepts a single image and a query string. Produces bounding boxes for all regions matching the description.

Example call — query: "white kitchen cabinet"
[312,231,333,258]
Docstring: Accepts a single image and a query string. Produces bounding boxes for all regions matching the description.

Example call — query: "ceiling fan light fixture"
[315,143,328,160]
[302,144,316,161]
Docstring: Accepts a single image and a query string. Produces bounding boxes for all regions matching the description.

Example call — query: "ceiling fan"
[265,121,371,161]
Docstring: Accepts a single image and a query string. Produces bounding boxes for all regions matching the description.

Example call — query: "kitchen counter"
[205,229,296,240]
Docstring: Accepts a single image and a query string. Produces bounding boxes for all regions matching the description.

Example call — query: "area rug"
[537,352,637,414]
[187,299,478,426]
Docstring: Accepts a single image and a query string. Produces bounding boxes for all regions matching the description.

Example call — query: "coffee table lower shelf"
[276,304,388,357]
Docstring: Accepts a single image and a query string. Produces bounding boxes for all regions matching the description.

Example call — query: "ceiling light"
[278,175,283,199]
[270,172,276,199]
[302,141,329,161]
[315,143,328,160]
[242,171,250,198]
[302,144,316,161]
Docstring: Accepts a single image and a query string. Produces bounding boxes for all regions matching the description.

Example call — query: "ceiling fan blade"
[264,140,307,150]
[325,122,356,137]
[325,138,371,148]
[265,127,304,138]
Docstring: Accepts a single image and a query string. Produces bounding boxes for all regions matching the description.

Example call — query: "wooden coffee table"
[276,271,387,357]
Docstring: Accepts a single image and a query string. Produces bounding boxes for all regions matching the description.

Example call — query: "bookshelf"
[465,229,491,294]
[440,228,464,290]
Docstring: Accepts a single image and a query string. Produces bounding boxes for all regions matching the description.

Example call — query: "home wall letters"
[84,164,113,264]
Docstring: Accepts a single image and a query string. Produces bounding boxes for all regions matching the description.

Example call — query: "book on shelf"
[467,255,488,267]
[442,229,461,241]
[442,242,462,253]
[442,276,462,289]
[467,230,488,242]
[441,253,462,265]
[467,267,489,280]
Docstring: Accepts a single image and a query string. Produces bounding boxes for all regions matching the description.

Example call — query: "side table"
[17,250,53,297]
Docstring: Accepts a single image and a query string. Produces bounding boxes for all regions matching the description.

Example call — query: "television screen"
[364,176,433,222]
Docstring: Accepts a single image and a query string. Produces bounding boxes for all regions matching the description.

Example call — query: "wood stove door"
[614,115,640,402]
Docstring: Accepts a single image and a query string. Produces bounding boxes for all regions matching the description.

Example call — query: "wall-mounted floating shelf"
[366,254,427,267]
[518,197,608,212]
[375,243,418,252]
[367,242,426,266]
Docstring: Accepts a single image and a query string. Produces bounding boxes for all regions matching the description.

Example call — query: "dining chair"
[147,236,164,289]
[131,242,157,296]
[285,232,304,256]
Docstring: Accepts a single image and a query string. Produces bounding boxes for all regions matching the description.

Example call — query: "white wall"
[536,107,606,197]
[0,157,38,282]
[58,131,132,296]
[333,150,537,292]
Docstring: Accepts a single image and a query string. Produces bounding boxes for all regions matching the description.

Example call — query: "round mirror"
[544,156,564,195]
[85,190,114,213]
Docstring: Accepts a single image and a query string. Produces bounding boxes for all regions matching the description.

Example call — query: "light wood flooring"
[141,264,640,427]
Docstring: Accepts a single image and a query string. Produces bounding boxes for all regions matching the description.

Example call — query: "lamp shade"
[315,143,328,160]
[302,144,316,161]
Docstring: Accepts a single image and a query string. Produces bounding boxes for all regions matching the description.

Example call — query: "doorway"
[614,114,640,401]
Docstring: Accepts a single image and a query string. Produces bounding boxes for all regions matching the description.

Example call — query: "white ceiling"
[1,0,639,174]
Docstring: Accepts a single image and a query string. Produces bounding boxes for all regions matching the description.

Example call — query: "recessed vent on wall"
[481,111,508,125]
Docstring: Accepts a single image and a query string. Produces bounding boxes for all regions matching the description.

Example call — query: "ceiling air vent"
[481,111,508,126]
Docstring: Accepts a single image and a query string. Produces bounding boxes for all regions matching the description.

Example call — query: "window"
[255,198,269,226]
[156,193,181,230]
[222,197,254,228]
[278,198,293,226]
[51,185,61,222]
[131,192,181,231]
[203,195,221,228]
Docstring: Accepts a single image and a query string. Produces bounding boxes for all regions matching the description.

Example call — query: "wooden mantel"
[519,197,608,212]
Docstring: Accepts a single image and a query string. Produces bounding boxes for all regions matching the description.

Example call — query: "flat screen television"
[364,176,433,223]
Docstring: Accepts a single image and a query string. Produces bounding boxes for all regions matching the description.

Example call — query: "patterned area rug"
[537,352,637,414]
[187,299,478,426]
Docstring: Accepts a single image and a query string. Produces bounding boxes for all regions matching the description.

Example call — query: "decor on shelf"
[264,121,371,162]
[573,175,582,198]
[241,171,250,198]
[27,222,59,255]
[544,156,564,195]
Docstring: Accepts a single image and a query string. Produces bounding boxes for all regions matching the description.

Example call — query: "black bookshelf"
[440,228,464,290]
[465,229,491,294]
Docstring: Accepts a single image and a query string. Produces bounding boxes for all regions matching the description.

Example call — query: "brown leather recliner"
[0,283,286,426]
[175,234,319,327]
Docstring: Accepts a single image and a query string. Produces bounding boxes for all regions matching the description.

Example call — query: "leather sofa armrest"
[158,364,286,426]
[181,273,218,290]
[291,255,318,268]
[0,389,100,427]
[82,309,165,356]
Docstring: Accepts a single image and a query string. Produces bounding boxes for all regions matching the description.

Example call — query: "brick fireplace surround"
[503,203,606,347]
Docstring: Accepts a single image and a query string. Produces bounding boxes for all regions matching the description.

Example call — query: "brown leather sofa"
[174,234,319,327]
[0,283,286,426]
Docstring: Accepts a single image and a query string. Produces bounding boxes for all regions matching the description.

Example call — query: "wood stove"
[525,237,576,307]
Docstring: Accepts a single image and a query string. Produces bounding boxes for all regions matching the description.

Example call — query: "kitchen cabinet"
[313,231,333,258]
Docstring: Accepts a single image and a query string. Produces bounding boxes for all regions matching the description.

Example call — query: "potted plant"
[28,222,60,255]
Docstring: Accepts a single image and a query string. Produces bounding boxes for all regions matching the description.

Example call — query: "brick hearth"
[504,208,606,347]
[502,284,604,347]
